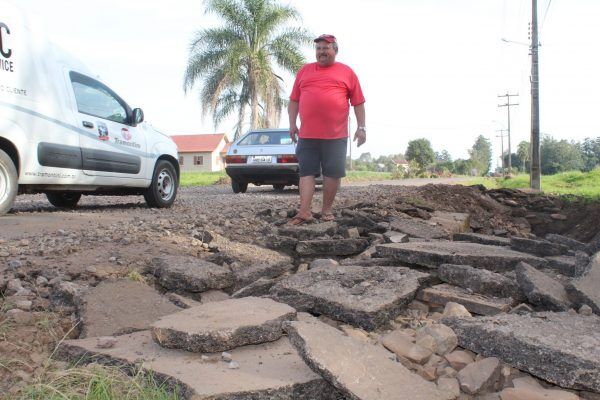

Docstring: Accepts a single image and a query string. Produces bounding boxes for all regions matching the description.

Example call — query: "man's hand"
[353,129,366,147]
[290,126,299,143]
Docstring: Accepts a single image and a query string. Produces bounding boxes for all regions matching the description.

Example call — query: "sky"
[13,0,600,167]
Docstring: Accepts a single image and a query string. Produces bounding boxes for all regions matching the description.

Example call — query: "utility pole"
[496,129,507,170]
[530,0,541,189]
[498,93,519,174]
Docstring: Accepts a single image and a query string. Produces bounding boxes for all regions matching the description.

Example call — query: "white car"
[0,2,179,214]
[225,129,301,193]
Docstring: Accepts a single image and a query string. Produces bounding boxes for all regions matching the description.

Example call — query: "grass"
[343,171,393,182]
[467,169,600,200]
[10,364,180,400]
[180,171,227,187]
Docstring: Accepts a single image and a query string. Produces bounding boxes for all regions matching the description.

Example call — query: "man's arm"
[353,103,366,147]
[288,100,299,143]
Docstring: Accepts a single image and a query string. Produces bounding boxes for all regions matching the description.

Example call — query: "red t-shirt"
[290,62,365,139]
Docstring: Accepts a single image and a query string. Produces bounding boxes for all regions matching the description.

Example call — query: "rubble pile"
[2,184,600,399]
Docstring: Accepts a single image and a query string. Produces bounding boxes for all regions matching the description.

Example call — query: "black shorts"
[296,138,348,178]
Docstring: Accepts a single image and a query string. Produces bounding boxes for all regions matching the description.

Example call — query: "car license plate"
[252,155,272,163]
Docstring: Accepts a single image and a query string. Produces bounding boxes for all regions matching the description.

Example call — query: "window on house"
[194,156,204,165]
[178,156,184,166]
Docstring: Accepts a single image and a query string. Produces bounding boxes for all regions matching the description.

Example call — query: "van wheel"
[273,184,285,191]
[0,149,18,215]
[46,192,82,208]
[231,180,248,194]
[144,160,178,208]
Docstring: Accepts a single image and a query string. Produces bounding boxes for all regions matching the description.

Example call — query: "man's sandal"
[321,213,335,222]
[287,215,314,226]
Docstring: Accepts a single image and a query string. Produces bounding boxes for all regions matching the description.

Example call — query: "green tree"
[184,0,311,138]
[469,135,492,175]
[517,141,530,172]
[540,136,584,174]
[453,158,473,175]
[405,139,435,170]
[581,137,600,172]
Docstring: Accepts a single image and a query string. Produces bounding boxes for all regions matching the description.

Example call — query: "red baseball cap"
[314,34,336,43]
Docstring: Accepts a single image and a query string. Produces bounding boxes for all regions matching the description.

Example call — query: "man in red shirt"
[288,34,366,225]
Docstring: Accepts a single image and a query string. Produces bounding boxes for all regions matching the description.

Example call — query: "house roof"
[170,134,229,153]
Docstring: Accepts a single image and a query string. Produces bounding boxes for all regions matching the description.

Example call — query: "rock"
[545,233,589,254]
[96,336,117,349]
[457,357,501,394]
[339,325,370,342]
[231,277,278,298]
[438,264,523,300]
[200,290,230,303]
[382,330,433,364]
[15,299,32,311]
[509,303,535,314]
[417,284,515,315]
[35,276,48,286]
[389,217,450,239]
[453,233,511,247]
[566,252,600,315]
[437,377,461,399]
[151,255,234,293]
[545,255,581,277]
[443,302,472,318]
[344,227,360,239]
[270,265,430,330]
[445,350,474,371]
[6,278,23,295]
[510,237,569,257]
[284,318,453,400]
[416,324,458,356]
[278,221,338,241]
[429,211,470,236]
[152,297,296,353]
[57,331,338,400]
[444,312,600,392]
[78,279,180,338]
[579,304,593,316]
[7,309,33,324]
[166,293,202,309]
[377,241,547,272]
[384,231,410,244]
[500,387,579,400]
[309,258,339,270]
[516,262,571,311]
[295,238,369,256]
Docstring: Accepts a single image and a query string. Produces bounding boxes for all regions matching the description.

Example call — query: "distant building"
[170,134,230,172]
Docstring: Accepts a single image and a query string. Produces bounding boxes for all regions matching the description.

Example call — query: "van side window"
[69,71,129,124]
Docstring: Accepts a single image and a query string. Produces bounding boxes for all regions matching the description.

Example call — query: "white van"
[0,2,179,215]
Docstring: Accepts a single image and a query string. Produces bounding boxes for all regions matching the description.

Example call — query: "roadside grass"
[343,171,393,182]
[11,363,180,400]
[180,171,227,187]
[467,169,600,200]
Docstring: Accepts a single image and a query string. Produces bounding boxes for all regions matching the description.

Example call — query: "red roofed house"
[170,134,230,172]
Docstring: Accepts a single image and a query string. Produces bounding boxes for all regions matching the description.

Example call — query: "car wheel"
[46,192,82,209]
[273,184,285,192]
[0,149,18,215]
[144,160,178,208]
[231,180,248,194]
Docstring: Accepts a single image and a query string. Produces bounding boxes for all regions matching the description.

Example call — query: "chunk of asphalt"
[516,262,571,311]
[452,232,510,247]
[510,236,569,257]
[270,265,430,330]
[295,238,369,256]
[417,284,515,316]
[389,217,450,240]
[443,312,600,393]
[376,241,547,272]
[77,279,180,338]
[150,255,234,292]
[151,297,296,353]
[438,264,523,300]
[566,252,600,314]
[284,318,453,400]
[56,331,340,400]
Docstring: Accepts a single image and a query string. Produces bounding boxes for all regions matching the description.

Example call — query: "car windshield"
[238,131,293,146]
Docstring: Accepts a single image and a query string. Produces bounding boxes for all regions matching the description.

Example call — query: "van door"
[67,71,147,179]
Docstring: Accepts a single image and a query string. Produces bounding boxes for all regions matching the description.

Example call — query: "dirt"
[1,181,599,395]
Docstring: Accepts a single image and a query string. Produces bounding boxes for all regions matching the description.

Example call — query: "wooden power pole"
[496,129,507,170]
[530,0,541,189]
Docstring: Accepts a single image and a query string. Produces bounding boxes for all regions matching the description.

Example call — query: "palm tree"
[184,0,311,139]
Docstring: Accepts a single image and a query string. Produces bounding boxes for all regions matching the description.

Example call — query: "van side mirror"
[132,108,144,125]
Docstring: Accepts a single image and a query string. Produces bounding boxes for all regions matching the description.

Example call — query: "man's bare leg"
[321,176,340,216]
[295,175,316,220]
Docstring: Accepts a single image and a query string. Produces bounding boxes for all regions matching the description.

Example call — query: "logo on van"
[0,22,14,73]
[0,23,11,59]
